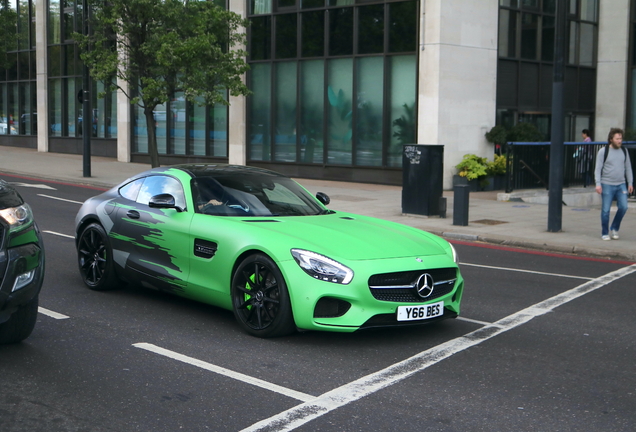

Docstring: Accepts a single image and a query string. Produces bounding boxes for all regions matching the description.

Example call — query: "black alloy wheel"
[231,254,295,338]
[77,223,118,291]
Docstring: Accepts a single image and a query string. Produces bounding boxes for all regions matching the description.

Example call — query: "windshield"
[192,174,326,217]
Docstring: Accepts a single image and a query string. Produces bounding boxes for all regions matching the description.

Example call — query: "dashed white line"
[241,264,636,432]
[37,194,83,204]
[133,343,315,403]
[461,262,594,280]
[38,307,70,320]
[42,230,74,239]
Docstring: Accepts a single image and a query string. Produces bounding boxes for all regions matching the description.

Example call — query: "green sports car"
[74,164,464,337]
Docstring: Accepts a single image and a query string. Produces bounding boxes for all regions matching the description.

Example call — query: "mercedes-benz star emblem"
[415,273,434,298]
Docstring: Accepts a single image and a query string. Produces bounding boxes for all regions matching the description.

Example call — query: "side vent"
[194,239,218,259]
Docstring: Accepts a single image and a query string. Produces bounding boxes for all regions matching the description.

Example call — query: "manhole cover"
[470,219,508,225]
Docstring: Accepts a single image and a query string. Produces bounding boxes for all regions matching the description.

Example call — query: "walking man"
[594,127,634,240]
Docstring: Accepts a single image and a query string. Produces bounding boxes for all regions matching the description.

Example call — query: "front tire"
[77,223,119,291]
[231,254,295,338]
[0,296,39,344]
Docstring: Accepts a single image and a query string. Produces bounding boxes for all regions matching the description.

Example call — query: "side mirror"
[149,194,182,212]
[316,191,330,206]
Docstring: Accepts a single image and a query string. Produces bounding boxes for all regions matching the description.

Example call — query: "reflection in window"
[358,5,384,54]
[210,93,228,157]
[274,62,297,162]
[329,7,353,56]
[520,13,538,60]
[579,23,594,66]
[389,1,417,53]
[276,14,297,59]
[568,22,577,64]
[327,58,352,165]
[499,9,517,58]
[389,55,416,167]
[356,57,383,167]
[302,11,324,57]
[580,0,597,22]
[300,60,324,163]
[541,16,554,61]
[252,0,272,15]
[250,16,272,60]
[171,92,187,155]
[50,79,62,137]
[192,98,206,156]
[249,63,272,161]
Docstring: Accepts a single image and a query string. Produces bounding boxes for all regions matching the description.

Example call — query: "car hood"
[0,180,23,209]
[241,212,449,261]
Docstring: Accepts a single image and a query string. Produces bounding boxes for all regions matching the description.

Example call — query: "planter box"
[481,175,506,191]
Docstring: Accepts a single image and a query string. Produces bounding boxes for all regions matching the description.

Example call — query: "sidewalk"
[1,146,634,262]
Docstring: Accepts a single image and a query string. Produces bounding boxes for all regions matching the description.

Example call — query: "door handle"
[126,210,140,219]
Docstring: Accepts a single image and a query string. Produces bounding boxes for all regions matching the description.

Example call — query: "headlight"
[449,243,459,263]
[291,249,354,284]
[0,204,34,233]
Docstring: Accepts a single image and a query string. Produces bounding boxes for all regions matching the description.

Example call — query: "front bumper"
[279,254,464,332]
[0,225,45,324]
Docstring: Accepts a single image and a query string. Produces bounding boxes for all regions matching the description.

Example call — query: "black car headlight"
[0,204,34,233]
[291,249,354,284]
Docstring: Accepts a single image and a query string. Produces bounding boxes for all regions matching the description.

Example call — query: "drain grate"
[470,219,508,225]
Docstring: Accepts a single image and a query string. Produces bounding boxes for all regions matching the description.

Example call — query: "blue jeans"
[600,183,629,235]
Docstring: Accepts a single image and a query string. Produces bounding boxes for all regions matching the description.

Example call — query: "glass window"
[154,101,168,154]
[389,55,416,167]
[209,93,228,157]
[542,0,555,14]
[520,13,538,60]
[19,82,31,135]
[302,0,323,9]
[568,21,577,64]
[252,0,272,14]
[356,56,383,167]
[521,0,538,9]
[250,16,272,60]
[541,16,555,61]
[274,62,297,162]
[171,93,186,155]
[133,103,148,153]
[327,58,352,165]
[119,179,144,202]
[276,14,298,59]
[18,0,29,50]
[18,52,30,80]
[6,54,17,81]
[358,5,384,54]
[50,79,62,137]
[277,0,295,8]
[301,11,324,57]
[137,176,186,210]
[49,0,61,44]
[191,98,206,156]
[49,46,61,77]
[499,9,517,58]
[300,60,324,164]
[7,84,18,135]
[66,77,77,137]
[0,84,5,135]
[249,63,272,161]
[580,0,597,22]
[329,7,353,56]
[579,23,594,66]
[389,1,417,53]
[94,81,117,138]
[500,0,519,7]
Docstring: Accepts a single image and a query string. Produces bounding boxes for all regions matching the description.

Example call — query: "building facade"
[0,0,628,188]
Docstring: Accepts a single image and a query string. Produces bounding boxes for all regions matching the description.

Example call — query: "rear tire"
[231,254,295,338]
[0,295,39,344]
[77,223,119,291]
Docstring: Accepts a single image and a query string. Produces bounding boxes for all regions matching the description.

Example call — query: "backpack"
[602,144,627,165]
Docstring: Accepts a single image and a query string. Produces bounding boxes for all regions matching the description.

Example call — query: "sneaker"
[610,230,619,240]
[601,235,611,241]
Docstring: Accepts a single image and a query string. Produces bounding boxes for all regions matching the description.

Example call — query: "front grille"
[368,268,457,303]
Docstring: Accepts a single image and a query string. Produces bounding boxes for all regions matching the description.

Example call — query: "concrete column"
[117,78,131,162]
[417,0,499,189]
[35,0,49,152]
[227,1,248,166]
[595,0,630,138]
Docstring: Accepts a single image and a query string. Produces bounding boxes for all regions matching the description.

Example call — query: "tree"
[74,0,250,167]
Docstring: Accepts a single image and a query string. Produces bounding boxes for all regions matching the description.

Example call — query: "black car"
[0,180,45,343]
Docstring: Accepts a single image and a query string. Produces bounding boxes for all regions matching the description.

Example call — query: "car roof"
[169,164,287,180]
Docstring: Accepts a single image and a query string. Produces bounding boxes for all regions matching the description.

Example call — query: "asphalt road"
[1,175,635,432]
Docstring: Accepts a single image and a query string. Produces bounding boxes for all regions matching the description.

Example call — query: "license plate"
[397,301,444,322]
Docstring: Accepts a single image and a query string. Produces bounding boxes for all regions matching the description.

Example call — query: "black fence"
[504,141,636,192]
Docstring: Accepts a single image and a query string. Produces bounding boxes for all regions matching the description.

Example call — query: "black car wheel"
[231,254,295,338]
[0,295,39,344]
[77,223,118,291]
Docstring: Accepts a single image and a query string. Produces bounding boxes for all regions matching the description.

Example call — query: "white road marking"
[133,343,315,403]
[9,182,56,190]
[241,264,636,432]
[42,230,74,239]
[37,194,83,204]
[38,307,70,320]
[460,262,594,280]
[456,316,502,327]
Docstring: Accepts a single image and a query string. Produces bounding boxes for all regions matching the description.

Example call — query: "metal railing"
[504,141,636,193]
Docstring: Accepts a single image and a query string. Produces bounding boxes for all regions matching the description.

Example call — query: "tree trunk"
[144,107,160,168]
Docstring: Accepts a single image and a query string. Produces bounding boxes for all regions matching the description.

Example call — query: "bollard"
[438,196,447,218]
[453,185,469,226]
